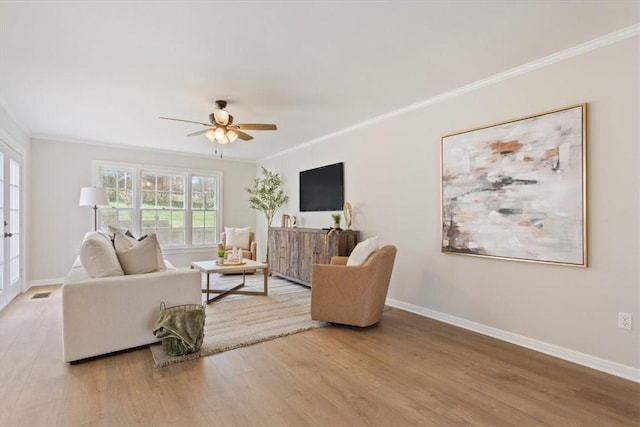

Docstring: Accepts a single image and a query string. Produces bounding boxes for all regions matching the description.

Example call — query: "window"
[100,166,134,230]
[141,171,185,246]
[96,162,221,248]
[191,175,218,245]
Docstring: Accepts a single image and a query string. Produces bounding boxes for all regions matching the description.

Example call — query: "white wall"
[258,35,639,378]
[29,138,256,282]
[1,106,30,151]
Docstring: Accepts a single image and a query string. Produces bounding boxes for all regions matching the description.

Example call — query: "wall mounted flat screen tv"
[299,162,344,212]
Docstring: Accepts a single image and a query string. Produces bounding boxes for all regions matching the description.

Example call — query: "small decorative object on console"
[343,202,352,230]
[281,214,290,227]
[331,213,341,229]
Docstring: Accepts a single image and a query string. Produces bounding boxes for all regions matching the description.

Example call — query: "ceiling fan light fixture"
[226,130,239,143]
[214,127,226,141]
[213,109,230,126]
[161,99,277,152]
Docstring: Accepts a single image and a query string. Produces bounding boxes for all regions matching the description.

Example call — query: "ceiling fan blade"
[187,127,215,137]
[233,130,254,141]
[231,123,277,131]
[160,116,211,127]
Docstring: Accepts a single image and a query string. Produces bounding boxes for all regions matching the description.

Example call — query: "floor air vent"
[31,292,51,299]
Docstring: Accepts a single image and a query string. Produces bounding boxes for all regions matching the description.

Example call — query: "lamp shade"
[79,187,109,207]
[226,130,239,143]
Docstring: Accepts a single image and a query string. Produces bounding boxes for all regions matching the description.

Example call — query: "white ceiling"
[1,1,638,161]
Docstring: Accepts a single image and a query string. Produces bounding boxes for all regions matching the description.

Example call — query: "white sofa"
[62,231,202,363]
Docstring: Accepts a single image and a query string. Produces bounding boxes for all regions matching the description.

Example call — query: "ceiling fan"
[160,100,277,144]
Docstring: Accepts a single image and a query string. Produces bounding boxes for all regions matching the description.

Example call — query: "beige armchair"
[217,231,257,261]
[311,245,397,327]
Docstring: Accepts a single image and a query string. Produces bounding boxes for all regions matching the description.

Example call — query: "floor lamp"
[79,187,109,231]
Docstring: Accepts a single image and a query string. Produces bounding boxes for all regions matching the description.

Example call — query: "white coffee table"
[190,258,269,304]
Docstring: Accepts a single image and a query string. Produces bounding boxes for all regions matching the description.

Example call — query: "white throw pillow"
[114,233,160,275]
[79,234,124,278]
[347,236,379,266]
[111,227,167,271]
[107,224,128,236]
[225,227,251,250]
[113,230,137,250]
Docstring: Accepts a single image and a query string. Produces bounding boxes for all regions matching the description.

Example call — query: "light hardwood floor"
[1,284,638,426]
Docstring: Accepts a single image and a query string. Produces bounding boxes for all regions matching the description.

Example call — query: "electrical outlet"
[618,312,632,330]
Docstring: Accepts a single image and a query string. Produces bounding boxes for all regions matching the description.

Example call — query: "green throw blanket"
[153,305,206,355]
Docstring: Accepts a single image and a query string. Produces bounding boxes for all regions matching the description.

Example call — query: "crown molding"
[260,24,640,162]
[30,134,256,164]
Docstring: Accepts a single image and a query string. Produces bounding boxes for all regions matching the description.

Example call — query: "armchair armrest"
[250,241,257,260]
[312,264,371,297]
[330,256,348,265]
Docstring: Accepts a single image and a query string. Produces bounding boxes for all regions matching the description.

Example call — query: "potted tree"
[246,167,288,262]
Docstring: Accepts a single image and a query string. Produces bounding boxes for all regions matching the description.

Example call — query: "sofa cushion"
[225,227,250,250]
[114,233,160,275]
[84,230,113,244]
[347,236,379,266]
[79,234,124,278]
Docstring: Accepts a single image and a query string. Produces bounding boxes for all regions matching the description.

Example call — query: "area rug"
[150,275,327,367]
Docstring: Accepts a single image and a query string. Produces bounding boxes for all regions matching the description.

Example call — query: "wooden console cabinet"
[268,227,359,286]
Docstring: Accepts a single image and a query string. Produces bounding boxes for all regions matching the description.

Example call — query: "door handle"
[4,232,12,238]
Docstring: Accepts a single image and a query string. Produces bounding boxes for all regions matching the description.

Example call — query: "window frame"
[93,160,223,250]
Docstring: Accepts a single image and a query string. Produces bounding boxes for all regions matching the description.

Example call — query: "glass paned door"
[0,142,22,311]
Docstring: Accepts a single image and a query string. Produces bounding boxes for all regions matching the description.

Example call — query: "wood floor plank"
[0,285,638,426]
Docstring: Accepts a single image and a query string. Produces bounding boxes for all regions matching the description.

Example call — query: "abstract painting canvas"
[441,104,587,267]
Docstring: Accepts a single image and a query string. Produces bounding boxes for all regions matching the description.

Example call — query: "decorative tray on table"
[219,261,245,266]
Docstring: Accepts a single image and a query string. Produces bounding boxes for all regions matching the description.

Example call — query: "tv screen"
[299,162,344,212]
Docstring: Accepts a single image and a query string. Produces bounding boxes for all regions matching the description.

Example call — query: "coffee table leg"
[206,273,210,302]
[263,267,268,296]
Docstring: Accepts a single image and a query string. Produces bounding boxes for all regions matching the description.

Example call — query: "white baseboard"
[27,278,64,288]
[386,298,640,383]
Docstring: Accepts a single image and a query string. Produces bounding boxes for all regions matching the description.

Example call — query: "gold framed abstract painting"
[440,104,587,267]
